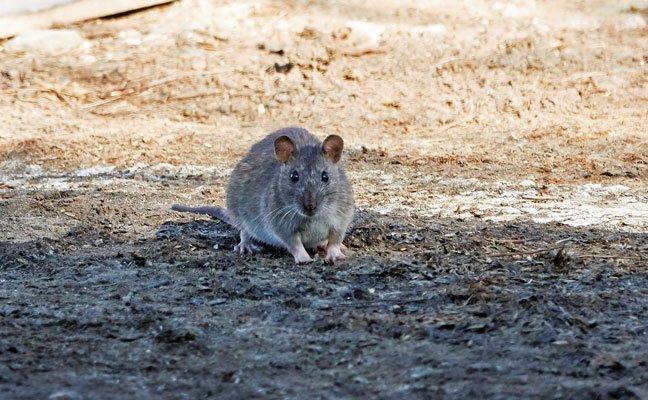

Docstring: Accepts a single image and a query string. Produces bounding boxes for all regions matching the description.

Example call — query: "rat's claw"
[235,242,262,254]
[294,253,313,264]
[236,230,262,255]
[291,247,313,263]
[286,244,312,263]
[234,244,258,255]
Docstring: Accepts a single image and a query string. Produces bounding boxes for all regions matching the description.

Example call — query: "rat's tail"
[171,204,231,225]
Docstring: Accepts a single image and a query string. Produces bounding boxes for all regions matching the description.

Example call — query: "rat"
[172,127,354,263]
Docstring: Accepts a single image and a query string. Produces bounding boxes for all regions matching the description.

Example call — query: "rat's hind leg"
[235,230,263,254]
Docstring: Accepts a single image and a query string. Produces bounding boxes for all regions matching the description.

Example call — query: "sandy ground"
[1,0,648,398]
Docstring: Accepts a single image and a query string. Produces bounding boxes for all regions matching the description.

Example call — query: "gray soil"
[1,169,648,399]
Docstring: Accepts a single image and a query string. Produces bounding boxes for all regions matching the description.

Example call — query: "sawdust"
[0,0,646,185]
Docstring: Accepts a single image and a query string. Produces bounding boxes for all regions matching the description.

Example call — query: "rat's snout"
[302,191,318,216]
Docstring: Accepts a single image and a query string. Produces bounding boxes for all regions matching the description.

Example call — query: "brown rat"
[172,127,354,263]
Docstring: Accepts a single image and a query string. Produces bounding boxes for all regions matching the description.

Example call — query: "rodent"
[172,127,354,263]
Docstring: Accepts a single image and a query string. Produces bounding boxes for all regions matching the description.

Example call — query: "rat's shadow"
[158,210,384,261]
[157,218,237,247]
[158,218,290,259]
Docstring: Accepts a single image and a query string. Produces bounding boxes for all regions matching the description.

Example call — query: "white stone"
[381,174,394,185]
[4,29,84,54]
[73,166,116,178]
[117,29,142,46]
[559,15,601,31]
[606,185,630,195]
[501,0,537,18]
[617,14,646,31]
[345,21,386,47]
[78,54,96,65]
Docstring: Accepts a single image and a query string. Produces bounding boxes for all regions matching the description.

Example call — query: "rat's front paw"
[325,244,346,262]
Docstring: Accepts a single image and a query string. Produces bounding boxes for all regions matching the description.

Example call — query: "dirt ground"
[1,0,648,398]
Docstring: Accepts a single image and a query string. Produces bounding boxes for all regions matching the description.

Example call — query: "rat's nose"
[302,194,317,215]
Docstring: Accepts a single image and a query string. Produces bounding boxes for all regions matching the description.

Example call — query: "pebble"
[410,366,437,380]
[275,93,291,103]
[117,29,142,46]
[494,0,537,18]
[344,21,386,47]
[49,391,81,400]
[381,174,394,185]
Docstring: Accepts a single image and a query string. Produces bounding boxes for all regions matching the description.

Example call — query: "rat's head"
[274,134,345,217]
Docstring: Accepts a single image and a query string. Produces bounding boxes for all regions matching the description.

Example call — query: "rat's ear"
[321,135,344,163]
[274,135,297,164]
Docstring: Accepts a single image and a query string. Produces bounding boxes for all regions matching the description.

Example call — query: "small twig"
[561,71,606,82]
[13,87,75,107]
[169,90,223,101]
[487,238,574,258]
[573,254,641,260]
[38,88,74,107]
[494,239,529,244]
[436,57,465,67]
[80,69,235,109]
[440,121,466,131]
[119,334,146,342]
[341,46,387,57]
[521,195,562,201]
[80,94,126,109]
[91,282,120,288]
[340,297,428,308]
[133,280,170,293]
[487,245,564,258]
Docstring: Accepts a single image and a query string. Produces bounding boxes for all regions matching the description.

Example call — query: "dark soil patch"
[2,207,648,399]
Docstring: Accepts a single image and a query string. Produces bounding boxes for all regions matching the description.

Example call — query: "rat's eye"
[321,171,329,182]
[290,171,299,182]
